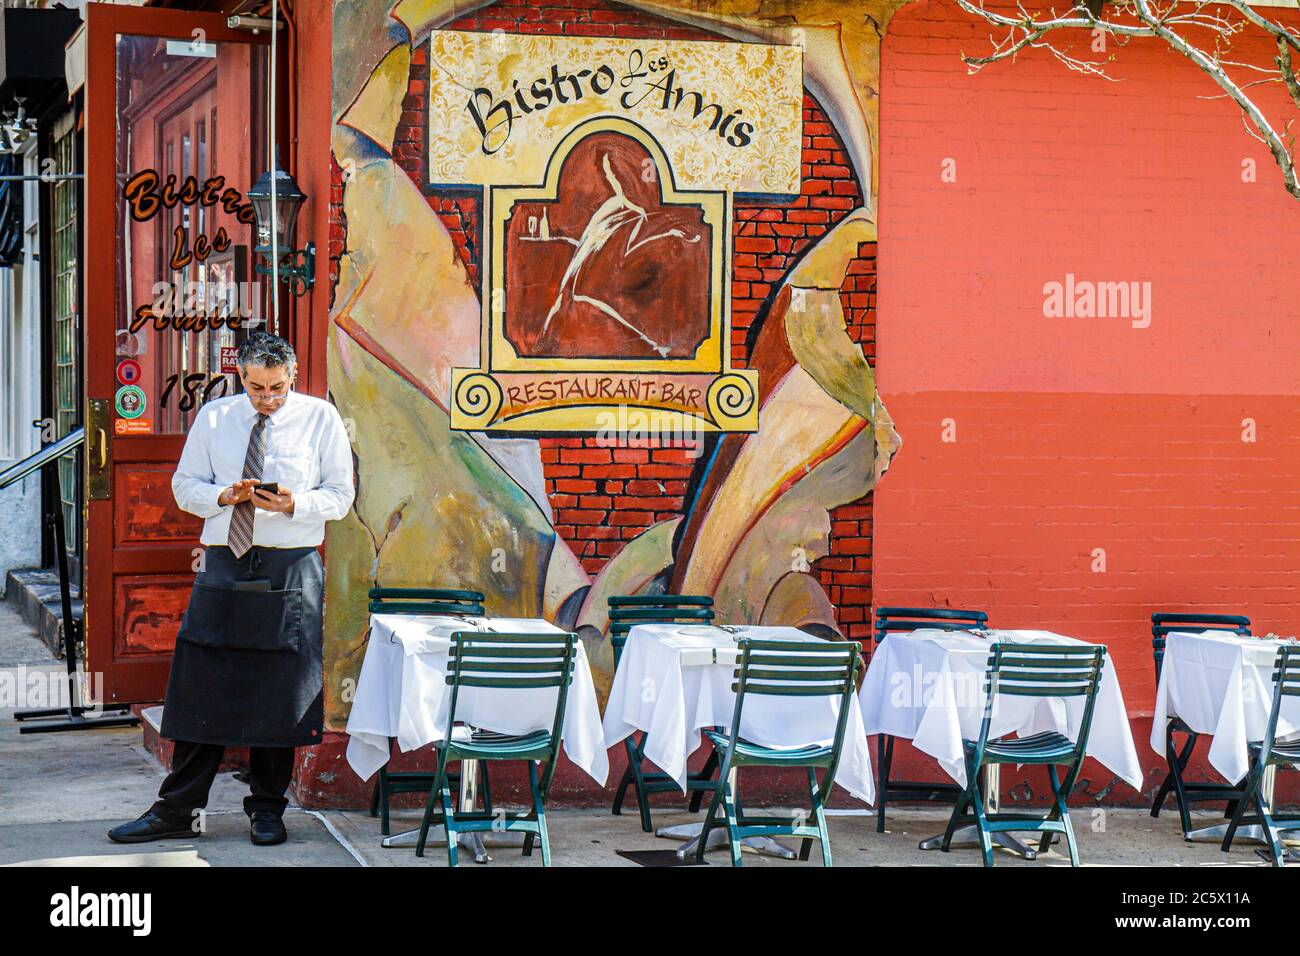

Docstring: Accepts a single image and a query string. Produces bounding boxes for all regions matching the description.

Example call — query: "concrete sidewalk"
[0,604,1282,867]
[0,601,357,867]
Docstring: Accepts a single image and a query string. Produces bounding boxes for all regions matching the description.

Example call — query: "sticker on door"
[115,384,147,419]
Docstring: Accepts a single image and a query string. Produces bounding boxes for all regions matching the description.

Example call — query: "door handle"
[86,398,111,500]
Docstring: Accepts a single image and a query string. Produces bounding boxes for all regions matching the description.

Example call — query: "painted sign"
[120,170,258,333]
[438,32,802,433]
[427,31,803,195]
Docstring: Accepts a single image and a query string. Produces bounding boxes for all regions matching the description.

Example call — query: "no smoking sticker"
[114,418,152,435]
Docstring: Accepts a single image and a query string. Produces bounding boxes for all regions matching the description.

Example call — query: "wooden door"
[83,5,271,704]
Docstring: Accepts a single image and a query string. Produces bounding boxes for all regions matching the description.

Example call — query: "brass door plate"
[86,398,111,500]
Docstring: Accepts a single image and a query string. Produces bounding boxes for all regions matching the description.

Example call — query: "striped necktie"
[227,412,268,559]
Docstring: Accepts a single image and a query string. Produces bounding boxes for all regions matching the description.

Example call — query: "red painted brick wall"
[330,0,874,627]
[875,0,1300,802]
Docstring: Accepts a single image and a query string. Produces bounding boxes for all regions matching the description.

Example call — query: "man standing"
[108,332,354,846]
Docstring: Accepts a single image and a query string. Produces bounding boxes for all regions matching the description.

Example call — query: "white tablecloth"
[859,628,1144,790]
[1150,630,1298,785]
[601,624,875,804]
[345,614,609,786]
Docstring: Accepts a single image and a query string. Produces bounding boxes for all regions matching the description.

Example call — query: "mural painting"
[502,130,712,362]
[326,0,904,732]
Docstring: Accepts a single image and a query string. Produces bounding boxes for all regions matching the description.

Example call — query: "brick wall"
[813,242,877,643]
[327,153,346,307]
[875,0,1300,800]
[731,104,862,367]
[331,0,875,616]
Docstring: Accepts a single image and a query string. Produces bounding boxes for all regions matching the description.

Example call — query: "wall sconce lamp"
[248,156,314,296]
[0,98,37,156]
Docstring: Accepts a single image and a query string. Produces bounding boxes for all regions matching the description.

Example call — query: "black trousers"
[150,740,295,827]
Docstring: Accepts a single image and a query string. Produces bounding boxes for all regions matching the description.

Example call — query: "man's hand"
[218,479,259,507]
[251,483,295,515]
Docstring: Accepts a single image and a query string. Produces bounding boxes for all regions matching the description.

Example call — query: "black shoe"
[107,811,195,844]
[250,811,287,846]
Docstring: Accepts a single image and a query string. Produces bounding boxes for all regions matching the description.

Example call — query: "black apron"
[160,545,324,748]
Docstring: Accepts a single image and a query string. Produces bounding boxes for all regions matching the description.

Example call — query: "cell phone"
[253,481,280,494]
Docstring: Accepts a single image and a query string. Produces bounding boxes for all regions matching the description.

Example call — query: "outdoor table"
[1151,629,1300,852]
[346,613,609,861]
[859,628,1143,859]
[602,623,874,861]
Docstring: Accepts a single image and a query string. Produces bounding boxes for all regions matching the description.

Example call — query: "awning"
[0,6,81,102]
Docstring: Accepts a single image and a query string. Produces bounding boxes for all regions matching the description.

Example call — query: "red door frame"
[83,4,271,703]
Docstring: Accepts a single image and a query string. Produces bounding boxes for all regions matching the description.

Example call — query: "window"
[51,113,79,545]
[0,144,40,463]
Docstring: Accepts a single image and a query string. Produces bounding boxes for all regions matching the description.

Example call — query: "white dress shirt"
[172,389,355,548]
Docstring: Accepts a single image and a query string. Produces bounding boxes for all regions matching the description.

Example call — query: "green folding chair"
[1221,645,1300,866]
[1149,611,1253,835]
[940,642,1106,867]
[694,637,861,867]
[365,587,489,835]
[415,629,577,866]
[608,594,720,832]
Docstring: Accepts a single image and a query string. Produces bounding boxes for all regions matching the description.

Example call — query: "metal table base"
[1184,824,1300,844]
[1184,766,1300,853]
[917,828,1041,858]
[655,769,799,861]
[656,822,799,861]
[378,758,524,864]
[381,826,526,862]
[917,765,1040,861]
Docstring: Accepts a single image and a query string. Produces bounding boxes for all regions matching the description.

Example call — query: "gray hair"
[237,331,297,372]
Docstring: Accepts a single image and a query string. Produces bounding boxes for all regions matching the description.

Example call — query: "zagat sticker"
[115,385,147,419]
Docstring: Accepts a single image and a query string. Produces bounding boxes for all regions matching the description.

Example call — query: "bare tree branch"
[957,0,1300,201]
